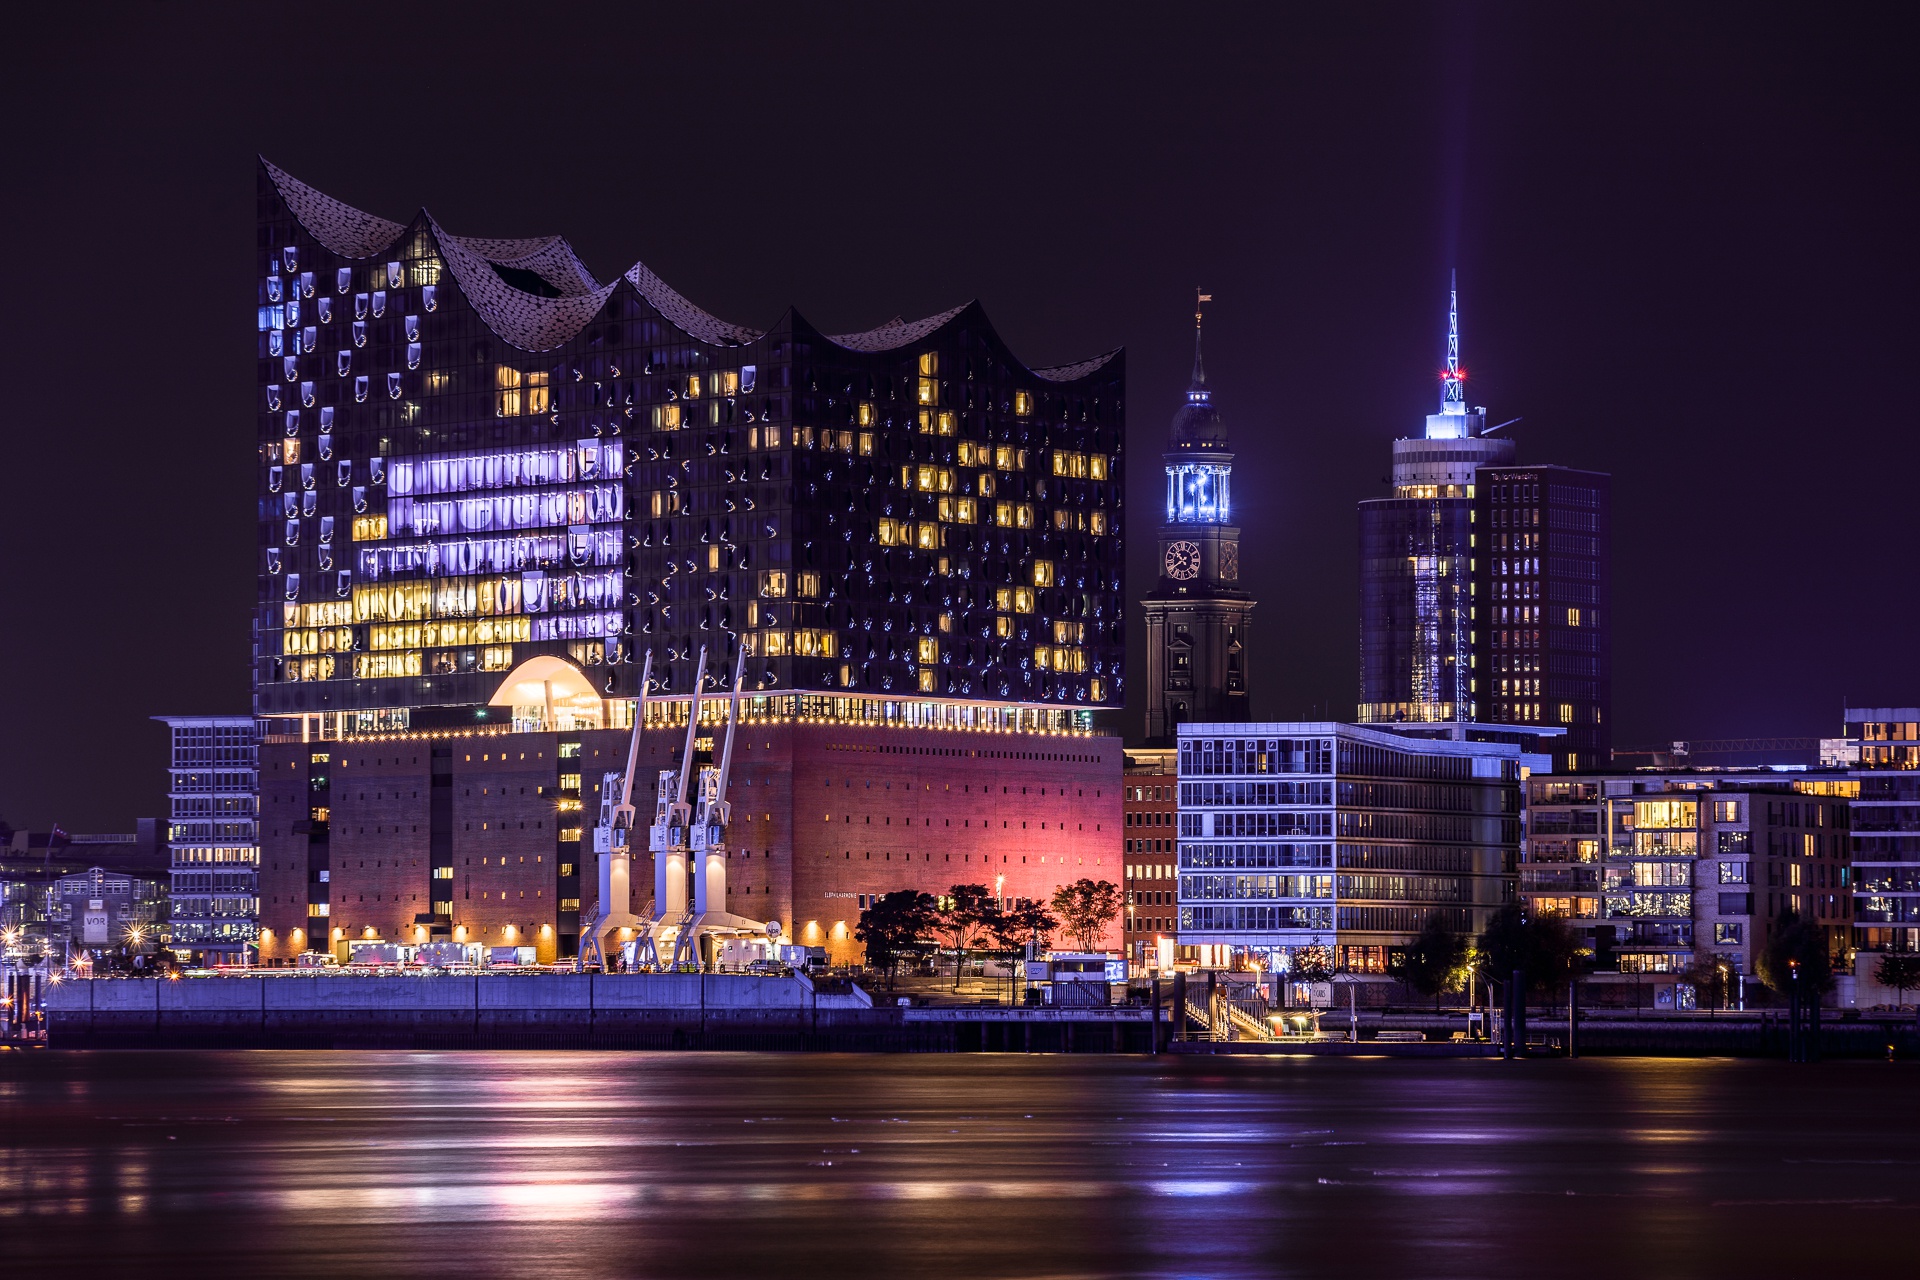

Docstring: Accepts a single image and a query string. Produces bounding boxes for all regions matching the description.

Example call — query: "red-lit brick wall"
[253,721,1123,966]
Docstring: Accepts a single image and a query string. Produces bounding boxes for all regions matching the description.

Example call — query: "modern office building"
[43,866,168,959]
[1141,301,1254,744]
[1122,747,1177,968]
[1839,707,1920,996]
[1471,465,1612,772]
[157,717,261,963]
[1520,771,1853,983]
[0,828,164,957]
[1175,722,1522,973]
[1357,277,1610,773]
[251,161,1127,962]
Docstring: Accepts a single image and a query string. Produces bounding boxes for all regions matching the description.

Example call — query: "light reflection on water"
[1,1052,1915,1278]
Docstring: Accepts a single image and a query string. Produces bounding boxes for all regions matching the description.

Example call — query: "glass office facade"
[255,161,1125,723]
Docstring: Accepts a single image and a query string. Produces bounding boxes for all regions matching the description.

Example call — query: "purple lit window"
[336,268,352,294]
[387,372,402,399]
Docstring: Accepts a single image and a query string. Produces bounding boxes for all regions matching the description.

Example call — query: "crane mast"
[576,650,652,972]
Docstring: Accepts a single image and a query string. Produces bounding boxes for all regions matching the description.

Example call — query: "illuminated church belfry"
[1142,294,1255,744]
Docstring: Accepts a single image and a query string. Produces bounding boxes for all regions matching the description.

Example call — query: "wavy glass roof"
[262,159,1118,376]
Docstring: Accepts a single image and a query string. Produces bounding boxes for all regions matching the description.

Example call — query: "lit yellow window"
[1053,451,1069,476]
[721,371,740,395]
[759,571,788,597]
[917,465,937,491]
[918,410,935,435]
[938,613,953,633]
[994,502,1013,527]
[878,519,903,546]
[900,465,914,489]
[653,404,681,431]
[858,432,874,456]
[425,370,452,395]
[759,631,790,656]
[1033,560,1055,587]
[685,375,702,399]
[352,514,388,541]
[917,637,939,662]
[958,441,978,465]
[995,616,1013,638]
[1089,454,1107,480]
[995,445,1015,470]
[797,572,821,597]
[995,587,1012,611]
[1014,587,1035,613]
[918,351,938,376]
[858,402,876,426]
[1090,677,1105,700]
[526,370,550,415]
[1053,620,1084,643]
[1014,390,1033,416]
[496,366,524,417]
[283,438,301,464]
[917,523,940,549]
[839,430,856,451]
[955,497,977,522]
[977,473,995,498]
[1053,510,1071,531]
[937,497,956,521]
[918,378,937,406]
[1090,510,1107,535]
[1034,647,1052,670]
[1567,608,1582,627]
[1016,504,1034,529]
[937,412,956,436]
[707,545,721,571]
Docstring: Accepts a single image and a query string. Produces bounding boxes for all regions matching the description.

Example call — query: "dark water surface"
[2,1051,1914,1278]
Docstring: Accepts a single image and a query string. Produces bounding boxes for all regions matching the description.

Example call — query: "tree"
[1050,879,1122,953]
[991,900,1058,956]
[1393,910,1468,1008]
[854,890,937,988]
[1290,940,1334,982]
[1756,908,1835,996]
[1875,954,1920,1007]
[937,884,1000,987]
[1477,903,1580,995]
[1678,955,1735,1011]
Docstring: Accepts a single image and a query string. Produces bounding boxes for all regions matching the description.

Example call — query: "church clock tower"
[1142,295,1256,744]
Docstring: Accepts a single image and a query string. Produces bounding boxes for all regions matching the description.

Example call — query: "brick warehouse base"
[260,719,1123,963]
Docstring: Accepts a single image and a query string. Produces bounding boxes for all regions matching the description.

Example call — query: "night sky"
[3,5,1913,832]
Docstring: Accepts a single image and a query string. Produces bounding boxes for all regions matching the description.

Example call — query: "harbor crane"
[578,644,778,972]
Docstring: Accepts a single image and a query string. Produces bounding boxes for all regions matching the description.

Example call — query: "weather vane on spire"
[1191,289,1213,390]
[1441,269,1465,413]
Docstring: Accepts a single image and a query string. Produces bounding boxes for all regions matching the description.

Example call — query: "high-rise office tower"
[1358,276,1610,772]
[1358,275,1512,726]
[250,161,1128,962]
[1471,465,1612,771]
[1142,299,1254,744]
[155,716,260,963]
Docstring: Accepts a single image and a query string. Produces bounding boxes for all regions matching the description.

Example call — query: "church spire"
[1192,288,1212,387]
[1440,269,1465,414]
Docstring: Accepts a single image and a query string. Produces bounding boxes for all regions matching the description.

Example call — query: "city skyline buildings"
[5,10,1912,831]
[1358,277,1613,773]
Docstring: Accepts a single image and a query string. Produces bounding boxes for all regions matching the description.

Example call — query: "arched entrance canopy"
[488,656,604,731]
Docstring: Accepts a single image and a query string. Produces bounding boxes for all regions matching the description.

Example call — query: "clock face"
[1220,541,1239,581]
[1165,540,1201,581]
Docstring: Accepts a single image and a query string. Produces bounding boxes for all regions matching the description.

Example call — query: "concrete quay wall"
[43,974,914,1050]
